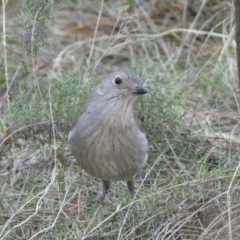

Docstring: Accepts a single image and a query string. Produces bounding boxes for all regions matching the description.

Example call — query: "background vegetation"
[1,0,239,239]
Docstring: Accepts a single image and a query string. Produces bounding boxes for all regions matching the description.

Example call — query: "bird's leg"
[127,177,136,199]
[101,180,111,202]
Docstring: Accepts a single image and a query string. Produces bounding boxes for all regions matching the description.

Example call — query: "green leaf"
[199,75,226,92]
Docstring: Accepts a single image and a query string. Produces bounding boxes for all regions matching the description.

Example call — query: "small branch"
[83,0,104,83]
[234,0,240,91]
[2,0,9,111]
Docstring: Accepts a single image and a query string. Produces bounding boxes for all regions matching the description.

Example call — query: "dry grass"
[1,0,240,239]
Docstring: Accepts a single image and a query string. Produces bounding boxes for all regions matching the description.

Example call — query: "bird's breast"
[69,117,148,181]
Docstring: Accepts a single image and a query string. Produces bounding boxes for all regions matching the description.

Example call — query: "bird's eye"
[113,77,122,85]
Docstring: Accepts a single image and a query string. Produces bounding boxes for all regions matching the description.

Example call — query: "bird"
[68,70,148,201]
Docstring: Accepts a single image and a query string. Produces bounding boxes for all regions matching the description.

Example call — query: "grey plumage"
[68,70,148,201]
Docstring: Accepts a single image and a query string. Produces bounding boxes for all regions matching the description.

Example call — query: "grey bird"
[68,70,148,201]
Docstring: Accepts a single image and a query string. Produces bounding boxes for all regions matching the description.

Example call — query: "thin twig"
[83,0,104,83]
[2,0,9,112]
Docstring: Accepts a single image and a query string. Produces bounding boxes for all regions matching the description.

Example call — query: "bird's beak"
[133,86,148,95]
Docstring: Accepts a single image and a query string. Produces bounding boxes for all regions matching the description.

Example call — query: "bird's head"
[85,70,147,118]
[96,70,147,100]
